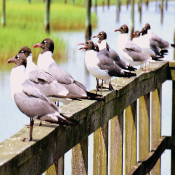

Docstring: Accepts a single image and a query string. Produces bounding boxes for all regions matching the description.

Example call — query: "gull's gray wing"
[48,63,74,84]
[123,47,151,62]
[29,69,55,83]
[125,40,143,52]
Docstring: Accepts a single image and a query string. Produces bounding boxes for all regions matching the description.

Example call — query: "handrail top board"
[0,61,171,175]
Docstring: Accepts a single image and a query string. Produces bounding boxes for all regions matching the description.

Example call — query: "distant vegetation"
[0,0,99,63]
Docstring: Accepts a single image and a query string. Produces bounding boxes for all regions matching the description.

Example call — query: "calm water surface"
[0,1,174,174]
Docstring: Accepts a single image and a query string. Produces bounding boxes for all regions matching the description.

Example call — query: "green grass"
[0,0,136,63]
[0,0,98,63]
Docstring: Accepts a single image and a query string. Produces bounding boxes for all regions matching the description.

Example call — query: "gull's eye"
[44,40,47,44]
[16,55,19,59]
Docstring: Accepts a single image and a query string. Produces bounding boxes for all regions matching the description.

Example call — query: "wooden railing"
[0,61,175,175]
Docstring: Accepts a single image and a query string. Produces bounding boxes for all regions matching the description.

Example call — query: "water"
[0,1,175,174]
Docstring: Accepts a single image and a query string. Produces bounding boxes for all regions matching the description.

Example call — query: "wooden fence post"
[94,0,97,8]
[72,138,88,175]
[171,81,175,175]
[138,0,142,23]
[125,101,137,174]
[45,156,64,175]
[93,122,108,175]
[165,0,168,10]
[145,0,149,9]
[126,0,130,9]
[85,0,92,40]
[107,0,110,8]
[131,0,135,34]
[102,0,105,11]
[160,0,164,24]
[44,0,50,33]
[151,87,162,175]
[110,112,123,175]
[1,0,5,27]
[94,0,97,13]
[139,93,150,173]
[116,0,120,22]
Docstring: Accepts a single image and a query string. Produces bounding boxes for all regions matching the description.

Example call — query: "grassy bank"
[0,0,98,63]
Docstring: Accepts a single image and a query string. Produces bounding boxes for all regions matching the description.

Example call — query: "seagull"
[33,38,103,101]
[78,40,136,92]
[7,54,78,141]
[114,24,153,68]
[139,27,164,59]
[17,46,71,106]
[93,31,136,71]
[145,23,175,50]
[131,29,163,60]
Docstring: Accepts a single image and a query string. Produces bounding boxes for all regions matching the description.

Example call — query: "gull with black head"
[7,53,78,141]
[93,31,136,71]
[145,23,175,51]
[139,27,164,59]
[78,40,136,92]
[114,24,153,69]
[33,38,103,101]
[16,46,72,107]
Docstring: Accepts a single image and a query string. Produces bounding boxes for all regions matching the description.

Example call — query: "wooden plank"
[128,137,167,175]
[45,156,64,175]
[139,93,150,162]
[0,62,169,175]
[171,81,175,175]
[169,61,175,68]
[151,86,162,175]
[93,122,108,175]
[72,138,88,175]
[125,101,137,175]
[110,112,123,175]
[168,61,175,80]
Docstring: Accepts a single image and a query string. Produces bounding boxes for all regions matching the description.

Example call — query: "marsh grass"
[0,0,98,63]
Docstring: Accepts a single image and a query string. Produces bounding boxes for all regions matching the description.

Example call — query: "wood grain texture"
[72,138,88,175]
[0,61,169,175]
[93,122,108,175]
[125,101,137,175]
[139,94,150,162]
[151,87,162,175]
[45,156,64,175]
[110,112,123,175]
[128,137,167,175]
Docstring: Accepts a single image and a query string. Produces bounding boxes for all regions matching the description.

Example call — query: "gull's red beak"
[33,43,43,48]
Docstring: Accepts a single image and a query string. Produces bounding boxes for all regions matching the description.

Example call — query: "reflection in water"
[0,2,175,174]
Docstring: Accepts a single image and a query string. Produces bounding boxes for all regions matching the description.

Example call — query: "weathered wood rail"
[0,61,175,175]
